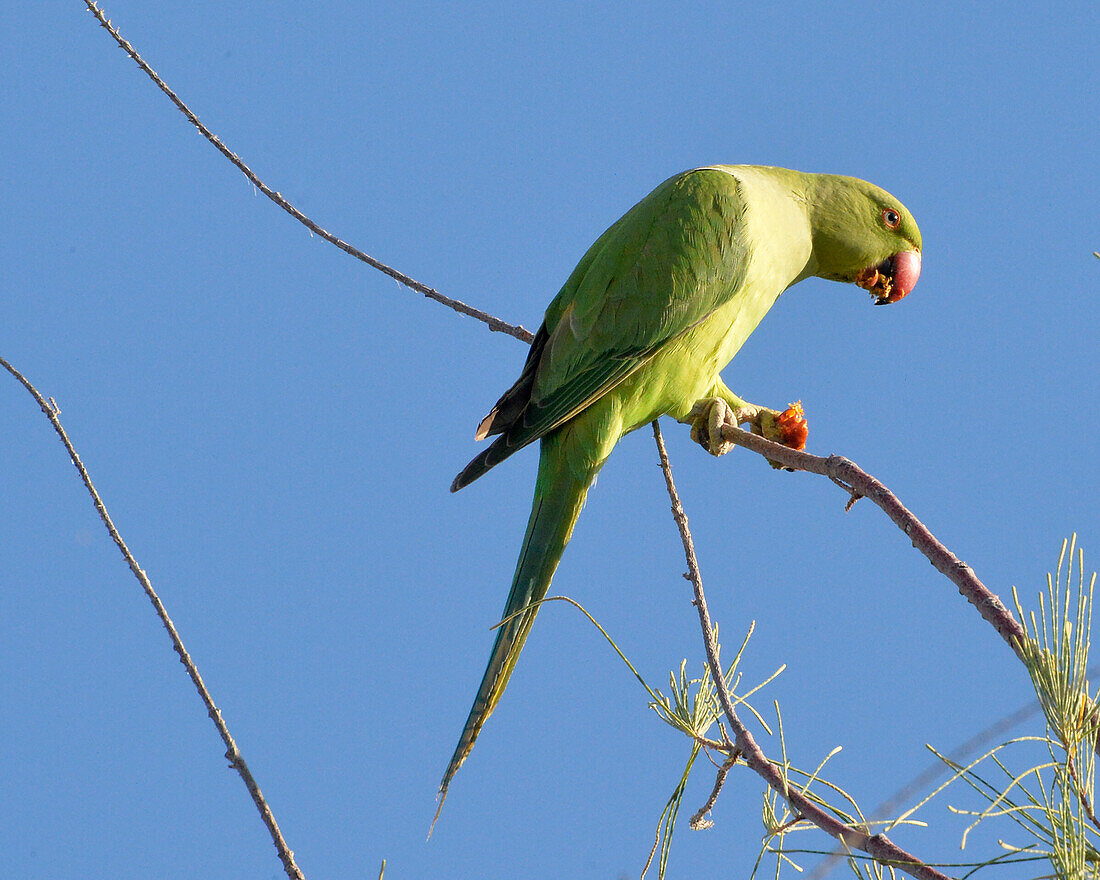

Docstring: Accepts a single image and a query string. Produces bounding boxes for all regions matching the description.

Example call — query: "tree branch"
[0,357,307,880]
[81,1,534,345]
[713,421,1026,656]
[690,749,739,830]
[651,422,951,880]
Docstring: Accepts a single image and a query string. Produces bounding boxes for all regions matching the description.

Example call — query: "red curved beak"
[883,250,921,304]
[858,250,922,304]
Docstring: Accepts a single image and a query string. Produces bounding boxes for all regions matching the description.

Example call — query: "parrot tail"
[432,423,611,831]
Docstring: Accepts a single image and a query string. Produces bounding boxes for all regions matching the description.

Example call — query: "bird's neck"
[726,166,816,292]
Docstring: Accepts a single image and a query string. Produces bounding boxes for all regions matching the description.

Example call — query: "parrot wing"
[453,167,751,489]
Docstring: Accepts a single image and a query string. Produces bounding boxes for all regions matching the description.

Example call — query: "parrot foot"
[688,398,746,456]
[688,399,809,467]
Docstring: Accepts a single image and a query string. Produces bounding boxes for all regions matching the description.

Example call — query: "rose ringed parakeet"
[437,164,921,816]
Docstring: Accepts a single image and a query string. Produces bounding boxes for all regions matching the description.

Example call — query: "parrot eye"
[882,208,901,230]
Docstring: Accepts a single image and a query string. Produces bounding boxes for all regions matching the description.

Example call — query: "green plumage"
[436,165,921,818]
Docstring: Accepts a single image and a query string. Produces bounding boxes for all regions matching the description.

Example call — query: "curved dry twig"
[81,1,534,346]
[651,423,951,880]
[690,749,739,830]
[713,421,1026,655]
[0,357,306,880]
[69,3,532,874]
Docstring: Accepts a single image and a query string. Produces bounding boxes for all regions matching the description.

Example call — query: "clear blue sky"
[2,2,1098,878]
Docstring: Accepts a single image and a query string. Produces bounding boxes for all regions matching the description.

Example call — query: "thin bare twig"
[651,422,952,880]
[81,1,534,346]
[714,421,1027,656]
[690,749,739,830]
[0,357,306,880]
[67,3,531,873]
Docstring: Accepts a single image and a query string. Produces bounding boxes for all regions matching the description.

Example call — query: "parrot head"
[806,174,922,304]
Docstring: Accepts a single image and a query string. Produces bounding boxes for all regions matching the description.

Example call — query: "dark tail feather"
[454,326,550,491]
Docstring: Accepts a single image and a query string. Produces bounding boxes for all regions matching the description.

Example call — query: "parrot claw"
[688,398,740,456]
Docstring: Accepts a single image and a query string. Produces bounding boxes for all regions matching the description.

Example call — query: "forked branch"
[652,423,951,880]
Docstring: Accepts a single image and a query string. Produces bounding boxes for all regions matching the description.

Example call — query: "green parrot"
[438,164,921,813]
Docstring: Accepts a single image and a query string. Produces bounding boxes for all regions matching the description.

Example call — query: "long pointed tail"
[434,426,607,826]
